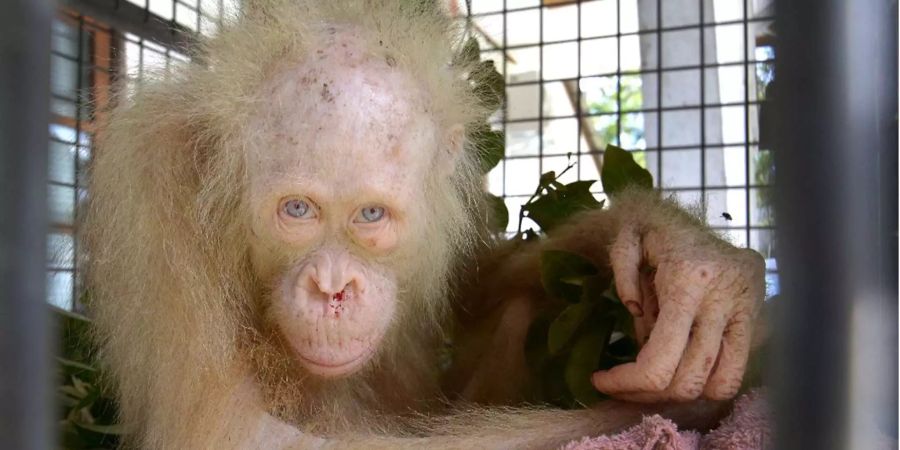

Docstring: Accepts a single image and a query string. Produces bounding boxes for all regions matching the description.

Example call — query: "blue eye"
[357,206,385,223]
[282,198,312,219]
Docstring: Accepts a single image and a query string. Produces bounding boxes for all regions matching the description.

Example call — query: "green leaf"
[523,180,602,232]
[52,304,95,363]
[559,276,588,286]
[524,315,553,371]
[57,357,99,386]
[564,316,615,406]
[72,419,124,449]
[471,60,505,111]
[539,171,557,188]
[73,422,126,435]
[602,283,621,303]
[52,304,92,337]
[600,144,653,196]
[455,37,481,66]
[485,193,509,232]
[580,274,614,305]
[72,383,103,411]
[611,304,637,343]
[60,384,88,400]
[540,250,598,302]
[606,334,639,363]
[548,301,595,355]
[541,355,575,408]
[593,283,637,342]
[59,422,89,449]
[472,126,504,173]
[57,357,97,374]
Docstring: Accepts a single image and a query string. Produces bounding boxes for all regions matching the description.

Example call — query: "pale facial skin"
[246,31,439,377]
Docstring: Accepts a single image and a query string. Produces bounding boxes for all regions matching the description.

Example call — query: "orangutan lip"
[292,339,380,377]
[296,350,368,369]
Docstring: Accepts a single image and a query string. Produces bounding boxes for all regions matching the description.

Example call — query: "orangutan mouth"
[293,339,379,378]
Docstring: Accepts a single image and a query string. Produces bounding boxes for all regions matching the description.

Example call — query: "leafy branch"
[519,145,655,408]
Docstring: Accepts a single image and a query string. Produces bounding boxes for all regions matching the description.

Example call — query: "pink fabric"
[562,390,770,450]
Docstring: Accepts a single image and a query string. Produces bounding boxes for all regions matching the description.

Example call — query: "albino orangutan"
[83,1,765,448]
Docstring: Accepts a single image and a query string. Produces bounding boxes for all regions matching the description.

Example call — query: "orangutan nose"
[308,252,357,301]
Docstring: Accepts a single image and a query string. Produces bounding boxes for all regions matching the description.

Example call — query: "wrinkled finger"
[592,299,697,394]
[610,225,643,316]
[703,314,752,400]
[634,269,659,344]
[666,313,727,401]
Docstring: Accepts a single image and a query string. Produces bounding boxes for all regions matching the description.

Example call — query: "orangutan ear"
[439,123,466,174]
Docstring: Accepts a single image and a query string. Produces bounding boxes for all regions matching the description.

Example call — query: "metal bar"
[538,4,544,176]
[503,57,777,87]
[698,0,706,200]
[471,1,773,24]
[501,0,508,199]
[772,0,898,448]
[72,15,84,309]
[575,0,582,179]
[615,0,622,148]
[477,14,774,51]
[0,0,52,448]
[499,139,764,158]
[502,100,765,122]
[655,0,662,188]
[60,0,197,51]
[742,0,751,248]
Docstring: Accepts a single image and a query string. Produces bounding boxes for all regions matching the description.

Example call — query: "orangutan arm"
[450,188,766,405]
[221,384,725,450]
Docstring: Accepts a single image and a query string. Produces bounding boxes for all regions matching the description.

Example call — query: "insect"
[721,212,733,221]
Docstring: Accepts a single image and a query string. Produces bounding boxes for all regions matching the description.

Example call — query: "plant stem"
[515,157,578,237]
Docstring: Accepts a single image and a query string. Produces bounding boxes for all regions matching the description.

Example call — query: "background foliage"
[53,304,121,449]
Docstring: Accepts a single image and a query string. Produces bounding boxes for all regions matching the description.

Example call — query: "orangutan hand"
[592,219,766,402]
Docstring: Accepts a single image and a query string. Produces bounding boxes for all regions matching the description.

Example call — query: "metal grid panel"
[123,0,240,35]
[47,0,778,308]
[46,2,236,310]
[462,0,777,297]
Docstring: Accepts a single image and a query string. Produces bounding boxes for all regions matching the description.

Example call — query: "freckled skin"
[247,33,436,378]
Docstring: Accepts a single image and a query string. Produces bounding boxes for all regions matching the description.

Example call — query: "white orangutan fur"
[84,1,762,448]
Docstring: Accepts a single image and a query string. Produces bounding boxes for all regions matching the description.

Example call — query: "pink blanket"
[562,390,770,450]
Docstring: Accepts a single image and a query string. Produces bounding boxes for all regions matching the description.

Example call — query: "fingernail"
[625,301,644,317]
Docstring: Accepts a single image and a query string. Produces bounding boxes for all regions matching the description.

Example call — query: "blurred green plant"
[455,36,508,233]
[53,304,122,449]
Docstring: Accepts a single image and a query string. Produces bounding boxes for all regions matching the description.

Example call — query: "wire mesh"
[463,0,778,297]
[46,1,237,310]
[46,0,779,309]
